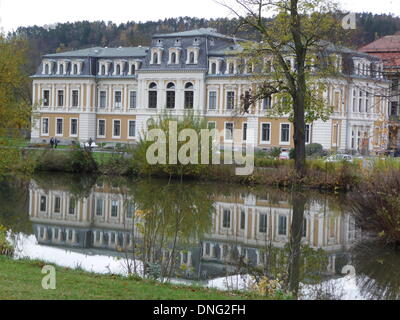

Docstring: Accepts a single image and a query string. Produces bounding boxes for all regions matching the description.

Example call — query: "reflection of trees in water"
[352,242,400,300]
[0,177,30,234]
[118,179,218,281]
[221,190,331,299]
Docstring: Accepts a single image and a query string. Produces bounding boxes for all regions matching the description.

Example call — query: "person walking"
[54,138,59,149]
[50,137,54,149]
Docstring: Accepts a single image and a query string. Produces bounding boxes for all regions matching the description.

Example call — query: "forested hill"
[7,14,400,75]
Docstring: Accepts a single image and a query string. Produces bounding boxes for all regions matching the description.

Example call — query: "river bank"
[0,256,278,300]
[18,146,381,191]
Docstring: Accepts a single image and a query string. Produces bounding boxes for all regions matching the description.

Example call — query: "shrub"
[0,225,13,257]
[131,113,212,178]
[306,143,324,158]
[349,168,400,246]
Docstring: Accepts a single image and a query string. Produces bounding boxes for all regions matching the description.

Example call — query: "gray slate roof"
[153,28,236,40]
[44,46,149,58]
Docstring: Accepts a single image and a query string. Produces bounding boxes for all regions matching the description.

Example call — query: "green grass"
[0,256,270,300]
[92,152,114,165]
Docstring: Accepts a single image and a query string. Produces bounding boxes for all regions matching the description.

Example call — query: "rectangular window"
[334,92,340,112]
[100,91,107,108]
[43,90,50,107]
[243,123,248,142]
[223,209,231,229]
[184,91,194,109]
[96,198,104,216]
[359,91,363,113]
[306,124,311,144]
[111,201,119,218]
[98,120,105,137]
[391,102,398,117]
[280,124,290,143]
[225,122,234,141]
[127,203,135,218]
[240,210,246,230]
[207,122,216,130]
[261,123,271,143]
[166,91,175,109]
[262,96,272,110]
[68,198,76,215]
[113,120,121,138]
[72,90,79,107]
[129,91,137,109]
[226,91,235,110]
[128,120,136,138]
[114,91,122,108]
[54,196,61,214]
[149,91,157,109]
[56,118,63,136]
[278,216,287,236]
[70,119,78,136]
[57,90,64,107]
[209,91,217,110]
[40,196,47,212]
[259,213,267,233]
[303,219,307,237]
[42,118,49,135]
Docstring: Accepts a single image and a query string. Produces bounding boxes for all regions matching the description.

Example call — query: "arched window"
[45,64,49,75]
[166,82,176,109]
[171,52,177,64]
[131,64,136,75]
[101,65,106,75]
[149,82,157,109]
[211,63,217,74]
[189,52,195,64]
[116,65,121,75]
[73,64,78,75]
[184,82,194,109]
[153,52,158,64]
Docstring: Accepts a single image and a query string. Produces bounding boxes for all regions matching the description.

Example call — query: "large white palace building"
[31,28,391,153]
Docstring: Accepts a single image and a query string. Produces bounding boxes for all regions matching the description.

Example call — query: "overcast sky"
[0,0,399,33]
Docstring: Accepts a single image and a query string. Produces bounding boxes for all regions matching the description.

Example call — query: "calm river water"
[1,173,400,300]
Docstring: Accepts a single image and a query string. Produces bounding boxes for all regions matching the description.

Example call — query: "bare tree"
[216,0,343,177]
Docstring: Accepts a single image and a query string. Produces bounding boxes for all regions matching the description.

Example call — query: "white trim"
[70,118,79,137]
[127,120,136,139]
[71,89,80,108]
[97,119,106,138]
[260,122,271,144]
[55,117,64,137]
[114,90,122,109]
[242,122,248,143]
[57,89,65,108]
[112,119,121,139]
[279,123,291,145]
[224,122,234,143]
[41,117,49,136]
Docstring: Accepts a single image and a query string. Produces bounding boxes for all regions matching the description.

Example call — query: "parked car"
[279,151,290,160]
[325,154,353,162]
[80,142,99,149]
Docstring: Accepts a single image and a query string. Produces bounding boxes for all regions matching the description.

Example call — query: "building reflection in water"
[28,177,361,289]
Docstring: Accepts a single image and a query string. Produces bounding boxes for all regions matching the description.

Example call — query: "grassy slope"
[0,257,264,300]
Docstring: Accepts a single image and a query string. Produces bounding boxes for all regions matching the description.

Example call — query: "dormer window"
[186,47,199,65]
[101,65,106,75]
[211,63,217,74]
[131,64,136,75]
[45,64,49,75]
[116,65,121,75]
[153,53,158,64]
[59,64,64,75]
[73,64,78,75]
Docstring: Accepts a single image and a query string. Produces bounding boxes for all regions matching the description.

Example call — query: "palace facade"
[31,28,390,153]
